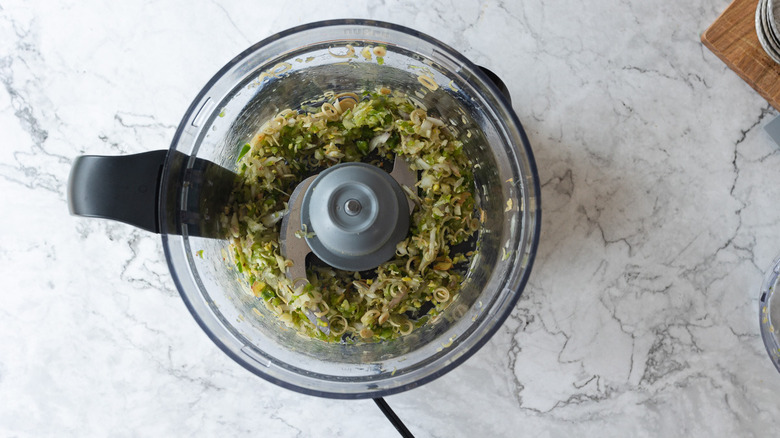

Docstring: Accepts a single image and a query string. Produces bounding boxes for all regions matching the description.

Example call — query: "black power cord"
[373,397,415,438]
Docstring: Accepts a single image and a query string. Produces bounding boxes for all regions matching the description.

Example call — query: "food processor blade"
[279,155,417,277]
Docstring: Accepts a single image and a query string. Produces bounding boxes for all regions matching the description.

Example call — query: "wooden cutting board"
[702,0,780,109]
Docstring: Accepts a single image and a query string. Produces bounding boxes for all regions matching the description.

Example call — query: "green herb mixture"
[222,88,479,342]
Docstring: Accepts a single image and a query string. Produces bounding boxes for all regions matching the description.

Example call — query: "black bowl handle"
[478,66,511,104]
[68,71,508,235]
[68,150,167,233]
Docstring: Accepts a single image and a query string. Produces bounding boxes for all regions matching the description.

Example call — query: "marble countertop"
[3,0,780,436]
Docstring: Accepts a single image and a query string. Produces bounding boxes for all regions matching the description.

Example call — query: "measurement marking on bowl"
[241,345,271,368]
[191,98,214,127]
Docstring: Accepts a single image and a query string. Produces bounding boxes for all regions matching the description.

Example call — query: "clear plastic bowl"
[159,19,541,398]
[760,254,780,373]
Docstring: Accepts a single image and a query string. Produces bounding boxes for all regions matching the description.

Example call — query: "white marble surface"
[2,0,780,436]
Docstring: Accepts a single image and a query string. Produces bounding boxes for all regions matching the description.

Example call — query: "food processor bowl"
[70,19,541,399]
[760,253,780,373]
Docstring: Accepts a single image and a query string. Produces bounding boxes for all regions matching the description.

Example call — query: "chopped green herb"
[237,144,251,162]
